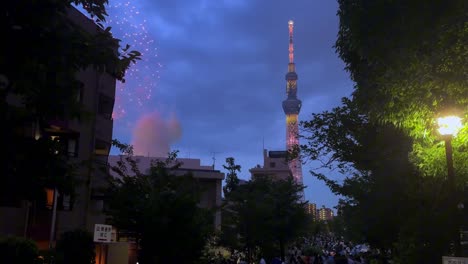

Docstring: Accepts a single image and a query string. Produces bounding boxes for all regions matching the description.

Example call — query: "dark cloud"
[113,0,353,208]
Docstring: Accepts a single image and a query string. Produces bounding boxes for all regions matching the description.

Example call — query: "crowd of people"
[291,235,365,263]
[209,234,391,264]
[282,234,392,264]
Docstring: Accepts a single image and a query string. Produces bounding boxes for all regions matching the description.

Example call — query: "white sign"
[443,256,468,264]
[93,224,112,243]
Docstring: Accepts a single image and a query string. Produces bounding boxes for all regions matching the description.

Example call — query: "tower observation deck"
[282,20,303,185]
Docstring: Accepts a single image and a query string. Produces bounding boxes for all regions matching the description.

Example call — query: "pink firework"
[105,1,162,120]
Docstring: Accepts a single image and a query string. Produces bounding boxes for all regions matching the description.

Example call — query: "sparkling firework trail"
[104,1,162,120]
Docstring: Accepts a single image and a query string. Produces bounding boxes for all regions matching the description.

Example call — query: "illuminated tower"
[282,20,303,185]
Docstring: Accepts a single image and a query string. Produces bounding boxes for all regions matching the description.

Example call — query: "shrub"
[0,236,39,264]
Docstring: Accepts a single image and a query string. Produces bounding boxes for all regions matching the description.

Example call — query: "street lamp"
[437,116,463,137]
[437,115,462,188]
[437,115,462,194]
[437,115,462,256]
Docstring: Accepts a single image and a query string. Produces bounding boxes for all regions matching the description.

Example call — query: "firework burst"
[104,1,162,120]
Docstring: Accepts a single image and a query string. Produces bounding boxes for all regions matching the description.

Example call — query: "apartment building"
[318,207,334,221]
[0,7,115,252]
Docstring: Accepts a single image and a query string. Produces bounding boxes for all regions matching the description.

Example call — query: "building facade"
[249,149,293,181]
[318,207,334,221]
[0,7,115,253]
[306,202,317,220]
[107,155,225,229]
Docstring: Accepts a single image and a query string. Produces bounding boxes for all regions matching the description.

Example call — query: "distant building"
[238,179,249,185]
[249,149,293,181]
[108,155,225,229]
[306,203,317,220]
[318,207,334,221]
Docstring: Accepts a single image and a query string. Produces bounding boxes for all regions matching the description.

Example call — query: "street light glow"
[437,116,462,136]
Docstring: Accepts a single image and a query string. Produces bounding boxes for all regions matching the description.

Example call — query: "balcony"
[94,138,111,157]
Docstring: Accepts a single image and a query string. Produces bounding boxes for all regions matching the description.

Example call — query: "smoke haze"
[131,112,182,157]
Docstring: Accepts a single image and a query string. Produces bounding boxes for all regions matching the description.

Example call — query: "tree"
[0,236,39,264]
[0,0,140,205]
[106,142,213,263]
[329,1,467,259]
[268,176,308,261]
[222,174,307,262]
[298,100,455,262]
[334,0,467,180]
[335,0,466,130]
[218,157,242,253]
[222,157,241,196]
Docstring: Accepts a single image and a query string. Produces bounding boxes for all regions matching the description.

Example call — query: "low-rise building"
[107,155,225,229]
[249,149,292,181]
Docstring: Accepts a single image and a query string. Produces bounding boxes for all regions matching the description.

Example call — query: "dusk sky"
[103,0,354,209]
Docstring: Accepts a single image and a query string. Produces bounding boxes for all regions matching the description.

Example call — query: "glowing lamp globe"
[288,20,294,25]
[437,116,462,136]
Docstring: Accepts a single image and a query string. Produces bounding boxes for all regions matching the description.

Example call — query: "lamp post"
[437,115,463,256]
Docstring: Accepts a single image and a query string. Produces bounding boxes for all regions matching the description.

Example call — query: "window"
[76,87,84,103]
[49,135,79,157]
[67,137,79,157]
[95,139,110,156]
[98,94,114,120]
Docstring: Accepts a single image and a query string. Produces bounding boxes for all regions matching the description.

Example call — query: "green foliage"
[55,229,95,264]
[327,214,346,238]
[221,174,308,261]
[106,141,213,263]
[222,157,241,196]
[0,236,39,264]
[300,98,413,176]
[299,100,456,261]
[300,0,468,261]
[218,158,242,252]
[305,217,329,237]
[334,0,468,180]
[335,0,467,127]
[410,130,468,182]
[194,236,228,264]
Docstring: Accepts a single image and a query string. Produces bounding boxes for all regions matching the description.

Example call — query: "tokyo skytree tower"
[282,20,303,185]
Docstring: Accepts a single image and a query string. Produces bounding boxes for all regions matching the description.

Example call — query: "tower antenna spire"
[288,20,294,64]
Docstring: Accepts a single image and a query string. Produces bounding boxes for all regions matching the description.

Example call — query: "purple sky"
[105,0,354,209]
